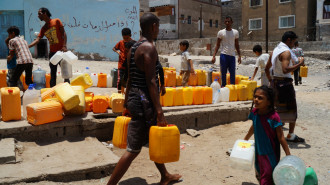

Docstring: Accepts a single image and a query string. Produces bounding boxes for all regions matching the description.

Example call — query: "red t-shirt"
[114,39,131,69]
[38,18,65,53]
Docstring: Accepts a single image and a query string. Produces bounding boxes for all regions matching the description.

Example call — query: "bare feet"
[160,173,182,185]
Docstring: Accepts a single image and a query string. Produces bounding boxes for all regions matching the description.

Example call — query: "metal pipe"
[266,0,269,53]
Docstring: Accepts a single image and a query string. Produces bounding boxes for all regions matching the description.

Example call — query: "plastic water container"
[26,101,63,125]
[71,74,93,89]
[62,51,78,63]
[300,66,308,77]
[196,70,206,86]
[64,86,85,115]
[206,69,213,86]
[149,125,180,163]
[165,71,176,87]
[213,89,221,104]
[220,87,230,102]
[188,72,197,86]
[241,80,257,100]
[0,69,8,88]
[45,73,51,88]
[212,71,221,85]
[93,95,109,113]
[97,73,107,88]
[230,140,255,171]
[41,88,56,102]
[83,67,90,75]
[54,82,80,111]
[23,84,40,119]
[163,88,174,107]
[72,70,83,80]
[192,87,203,105]
[33,66,46,90]
[90,73,98,87]
[111,69,118,88]
[1,87,21,121]
[173,87,183,106]
[56,72,63,84]
[176,75,182,87]
[273,155,306,185]
[211,79,221,103]
[85,92,94,112]
[61,60,73,79]
[303,167,318,185]
[112,116,131,149]
[226,85,238,102]
[50,51,63,65]
[235,75,242,84]
[106,74,112,88]
[182,87,193,105]
[236,84,248,101]
[108,93,125,113]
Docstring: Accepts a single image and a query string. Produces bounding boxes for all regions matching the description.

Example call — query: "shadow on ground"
[242,182,258,185]
[118,177,182,185]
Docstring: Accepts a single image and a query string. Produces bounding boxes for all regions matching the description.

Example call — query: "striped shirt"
[9,36,33,64]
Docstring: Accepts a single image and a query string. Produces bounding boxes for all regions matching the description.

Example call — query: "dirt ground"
[7,55,330,185]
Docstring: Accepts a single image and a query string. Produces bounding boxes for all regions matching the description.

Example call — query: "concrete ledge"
[0,137,119,185]
[0,138,16,164]
[0,102,251,142]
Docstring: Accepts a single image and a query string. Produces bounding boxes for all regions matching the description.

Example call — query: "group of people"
[5,7,306,184]
[5,7,68,90]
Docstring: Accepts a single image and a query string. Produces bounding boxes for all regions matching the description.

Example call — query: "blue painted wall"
[22,0,139,61]
[0,0,24,10]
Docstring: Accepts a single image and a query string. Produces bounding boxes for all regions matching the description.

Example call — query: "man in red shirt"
[29,7,69,87]
[113,28,132,93]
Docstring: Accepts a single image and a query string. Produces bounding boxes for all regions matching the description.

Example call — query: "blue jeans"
[220,54,236,87]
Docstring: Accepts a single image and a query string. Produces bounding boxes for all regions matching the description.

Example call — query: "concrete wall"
[0,0,24,10]
[139,0,150,12]
[241,0,316,42]
[1,0,140,61]
[316,0,330,41]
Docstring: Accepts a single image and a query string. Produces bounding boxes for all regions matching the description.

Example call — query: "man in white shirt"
[251,45,270,86]
[212,16,241,87]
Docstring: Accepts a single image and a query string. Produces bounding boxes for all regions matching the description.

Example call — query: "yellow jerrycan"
[112,116,131,149]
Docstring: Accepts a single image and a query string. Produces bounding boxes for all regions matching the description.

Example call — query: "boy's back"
[9,36,33,64]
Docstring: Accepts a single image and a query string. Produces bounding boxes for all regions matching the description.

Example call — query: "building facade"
[0,0,140,60]
[241,0,316,42]
[221,0,242,31]
[149,0,222,39]
[316,0,330,40]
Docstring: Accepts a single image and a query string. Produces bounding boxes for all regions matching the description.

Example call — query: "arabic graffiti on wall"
[24,0,140,60]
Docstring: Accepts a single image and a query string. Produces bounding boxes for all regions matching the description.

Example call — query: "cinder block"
[0,138,16,164]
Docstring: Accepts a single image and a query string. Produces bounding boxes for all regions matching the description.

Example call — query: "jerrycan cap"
[2,70,6,73]
[8,89,13,93]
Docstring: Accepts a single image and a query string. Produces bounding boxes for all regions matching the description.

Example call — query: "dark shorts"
[126,87,157,152]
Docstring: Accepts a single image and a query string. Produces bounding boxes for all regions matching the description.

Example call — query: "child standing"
[179,40,194,86]
[113,28,132,93]
[292,41,304,86]
[251,45,270,86]
[7,26,33,88]
[244,86,291,185]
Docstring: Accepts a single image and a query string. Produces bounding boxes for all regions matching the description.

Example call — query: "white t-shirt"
[256,53,270,72]
[181,51,191,71]
[273,55,292,78]
[217,28,239,56]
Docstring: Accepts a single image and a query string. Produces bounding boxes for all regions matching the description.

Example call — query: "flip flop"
[286,135,305,143]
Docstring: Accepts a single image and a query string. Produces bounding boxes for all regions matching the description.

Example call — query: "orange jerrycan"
[26,101,63,125]
[241,80,257,100]
[183,87,193,105]
[165,71,176,87]
[85,92,94,112]
[54,83,80,111]
[149,125,180,163]
[176,75,182,87]
[70,73,93,89]
[192,87,203,105]
[235,75,241,85]
[93,95,108,113]
[109,93,125,113]
[45,73,51,88]
[196,70,206,86]
[159,93,163,106]
[97,73,107,88]
[112,116,131,149]
[212,72,221,83]
[1,87,21,121]
[202,86,213,104]
[0,70,8,88]
[236,85,248,101]
[188,72,197,86]
[163,88,174,107]
[41,88,56,102]
[173,87,183,106]
[20,74,28,90]
[226,85,238,102]
[300,66,308,77]
[64,86,85,115]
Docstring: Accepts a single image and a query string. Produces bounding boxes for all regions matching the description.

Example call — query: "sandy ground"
[5,55,330,185]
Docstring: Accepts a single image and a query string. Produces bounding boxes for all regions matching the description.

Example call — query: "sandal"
[286,134,305,143]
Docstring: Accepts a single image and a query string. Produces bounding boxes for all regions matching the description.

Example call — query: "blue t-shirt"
[7,49,17,69]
